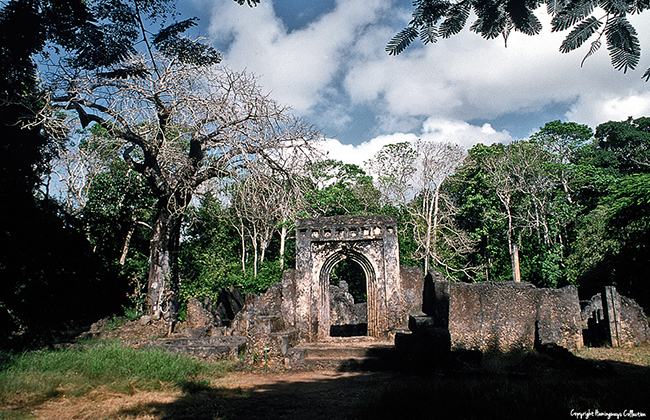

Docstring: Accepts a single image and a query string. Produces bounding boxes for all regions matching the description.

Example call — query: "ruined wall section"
[536,286,583,350]
[429,281,583,352]
[448,282,540,352]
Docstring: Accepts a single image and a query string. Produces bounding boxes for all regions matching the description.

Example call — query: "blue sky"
[181,0,650,166]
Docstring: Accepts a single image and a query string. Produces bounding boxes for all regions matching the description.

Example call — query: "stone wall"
[427,281,583,352]
[448,282,541,352]
[536,286,583,350]
[400,265,424,317]
[602,286,650,347]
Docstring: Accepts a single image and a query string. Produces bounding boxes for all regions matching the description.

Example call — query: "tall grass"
[0,344,230,408]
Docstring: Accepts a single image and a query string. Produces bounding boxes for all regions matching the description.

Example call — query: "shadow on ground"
[117,346,650,420]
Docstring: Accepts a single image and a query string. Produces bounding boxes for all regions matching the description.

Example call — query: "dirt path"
[33,370,400,420]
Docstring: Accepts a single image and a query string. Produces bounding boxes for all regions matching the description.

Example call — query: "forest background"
[1,0,649,346]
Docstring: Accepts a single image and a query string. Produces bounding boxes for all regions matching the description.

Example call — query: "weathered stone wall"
[603,286,650,347]
[400,265,424,317]
[447,282,540,352]
[536,286,583,350]
[427,281,583,352]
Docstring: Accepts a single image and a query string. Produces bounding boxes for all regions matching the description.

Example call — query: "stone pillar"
[603,286,622,347]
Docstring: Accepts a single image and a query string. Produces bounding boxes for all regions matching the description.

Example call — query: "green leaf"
[559,16,602,53]
[506,1,543,36]
[233,0,260,6]
[551,0,597,32]
[153,19,198,45]
[545,0,570,16]
[439,2,471,38]
[386,27,419,55]
[599,0,631,15]
[605,16,640,73]
[98,64,151,79]
[420,23,438,45]
[470,2,508,40]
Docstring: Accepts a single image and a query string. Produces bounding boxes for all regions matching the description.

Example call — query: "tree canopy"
[388,0,650,80]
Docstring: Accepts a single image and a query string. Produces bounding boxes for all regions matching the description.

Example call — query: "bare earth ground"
[10,320,650,420]
[32,370,396,420]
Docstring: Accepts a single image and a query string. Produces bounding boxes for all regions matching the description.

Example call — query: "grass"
[1,344,649,419]
[0,343,232,418]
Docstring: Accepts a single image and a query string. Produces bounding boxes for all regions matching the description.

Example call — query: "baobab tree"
[37,54,320,322]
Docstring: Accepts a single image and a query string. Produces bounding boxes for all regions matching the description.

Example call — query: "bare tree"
[37,54,320,321]
[228,148,312,276]
[366,140,472,276]
[482,140,553,282]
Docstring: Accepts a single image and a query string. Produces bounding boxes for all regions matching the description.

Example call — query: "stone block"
[448,282,538,352]
[536,286,582,351]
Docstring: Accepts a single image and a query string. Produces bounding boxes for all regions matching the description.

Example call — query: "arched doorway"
[319,248,377,338]
[293,215,404,342]
[329,257,367,336]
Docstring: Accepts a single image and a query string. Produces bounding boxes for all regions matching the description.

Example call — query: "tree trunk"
[147,203,182,321]
[119,218,136,266]
[504,198,521,282]
[279,224,287,269]
[511,242,521,282]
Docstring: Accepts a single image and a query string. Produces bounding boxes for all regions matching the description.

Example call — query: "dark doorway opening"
[329,258,368,337]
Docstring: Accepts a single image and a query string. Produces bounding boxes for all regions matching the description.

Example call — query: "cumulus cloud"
[320,118,513,167]
[201,0,650,144]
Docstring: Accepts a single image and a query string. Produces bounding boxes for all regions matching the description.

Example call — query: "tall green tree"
[568,117,650,308]
[303,160,382,217]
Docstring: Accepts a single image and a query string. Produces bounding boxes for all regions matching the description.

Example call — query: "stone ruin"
[146,215,650,370]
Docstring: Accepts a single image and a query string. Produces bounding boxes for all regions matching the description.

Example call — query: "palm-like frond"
[157,37,222,66]
[506,1,543,36]
[153,19,198,45]
[559,16,602,53]
[545,0,570,15]
[439,2,471,38]
[605,16,640,73]
[233,0,260,6]
[420,23,439,45]
[386,27,419,55]
[471,2,508,40]
[599,0,632,15]
[642,67,650,82]
[98,64,151,79]
[551,0,598,32]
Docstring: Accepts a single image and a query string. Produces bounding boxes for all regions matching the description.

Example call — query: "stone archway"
[293,215,405,342]
[320,247,376,337]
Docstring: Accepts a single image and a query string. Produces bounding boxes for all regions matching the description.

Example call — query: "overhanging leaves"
[154,19,197,44]
[559,16,602,53]
[386,27,419,55]
[439,2,470,38]
[605,16,640,73]
[551,0,597,32]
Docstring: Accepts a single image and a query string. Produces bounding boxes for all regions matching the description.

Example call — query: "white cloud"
[566,91,650,128]
[207,0,392,113]
[320,118,513,167]
[202,1,650,144]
